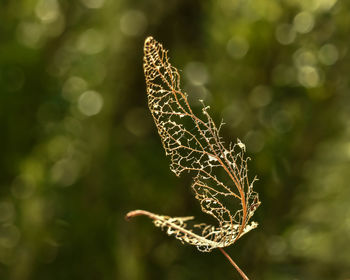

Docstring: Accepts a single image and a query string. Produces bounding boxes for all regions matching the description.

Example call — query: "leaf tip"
[125,209,157,221]
[144,36,155,52]
[125,210,145,221]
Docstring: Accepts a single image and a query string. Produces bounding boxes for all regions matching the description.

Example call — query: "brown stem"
[219,248,249,280]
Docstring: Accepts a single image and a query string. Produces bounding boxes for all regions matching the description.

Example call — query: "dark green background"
[1,0,349,279]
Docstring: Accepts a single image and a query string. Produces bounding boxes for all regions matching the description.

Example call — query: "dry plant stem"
[219,248,249,280]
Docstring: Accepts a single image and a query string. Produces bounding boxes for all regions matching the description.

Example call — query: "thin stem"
[219,248,249,280]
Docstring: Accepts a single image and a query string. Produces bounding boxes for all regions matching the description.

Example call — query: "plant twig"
[126,36,261,277]
[219,248,249,280]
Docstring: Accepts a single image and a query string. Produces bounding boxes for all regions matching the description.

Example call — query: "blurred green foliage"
[0,0,350,279]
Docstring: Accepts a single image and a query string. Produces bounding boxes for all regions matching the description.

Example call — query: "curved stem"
[219,248,249,280]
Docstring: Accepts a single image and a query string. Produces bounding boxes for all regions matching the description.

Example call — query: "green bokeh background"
[1,0,350,279]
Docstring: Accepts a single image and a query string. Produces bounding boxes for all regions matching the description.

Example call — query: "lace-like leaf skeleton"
[126,37,260,254]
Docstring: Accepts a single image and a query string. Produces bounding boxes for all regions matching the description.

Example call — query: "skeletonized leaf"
[126,37,260,252]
